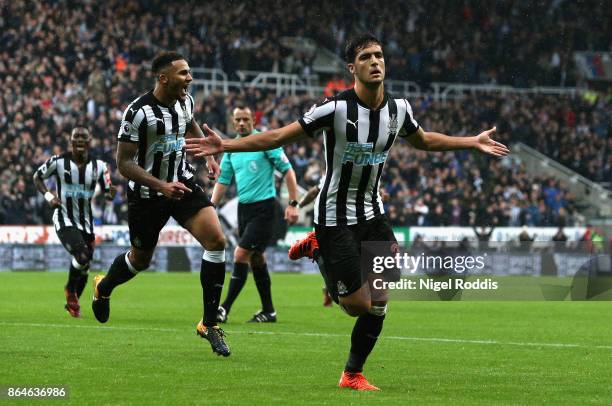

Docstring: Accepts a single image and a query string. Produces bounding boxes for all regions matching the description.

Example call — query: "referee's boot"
[196,320,231,357]
[91,274,110,323]
[247,310,277,323]
[288,231,319,261]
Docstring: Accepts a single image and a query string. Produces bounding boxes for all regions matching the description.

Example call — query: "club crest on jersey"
[388,114,398,137]
[341,142,388,166]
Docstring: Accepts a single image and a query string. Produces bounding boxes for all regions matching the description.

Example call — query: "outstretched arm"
[406,127,509,157]
[185,122,308,157]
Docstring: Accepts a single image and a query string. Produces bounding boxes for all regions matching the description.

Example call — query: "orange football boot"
[338,371,381,391]
[288,231,319,260]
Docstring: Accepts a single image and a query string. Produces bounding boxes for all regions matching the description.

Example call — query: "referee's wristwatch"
[288,199,299,207]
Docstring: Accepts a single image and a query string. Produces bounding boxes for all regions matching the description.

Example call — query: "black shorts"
[237,198,276,252]
[127,179,213,250]
[315,215,397,298]
[56,226,95,261]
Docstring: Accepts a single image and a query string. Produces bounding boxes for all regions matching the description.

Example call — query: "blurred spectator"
[324,75,352,98]
[552,227,568,242]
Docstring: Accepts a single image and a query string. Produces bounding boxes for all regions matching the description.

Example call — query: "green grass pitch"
[1,271,611,405]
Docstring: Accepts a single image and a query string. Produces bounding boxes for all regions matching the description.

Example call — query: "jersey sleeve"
[265,147,292,174]
[298,98,335,137]
[398,99,420,138]
[118,104,146,143]
[35,155,59,179]
[217,153,234,185]
[97,161,112,193]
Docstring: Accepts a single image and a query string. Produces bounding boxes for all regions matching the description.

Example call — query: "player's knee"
[250,252,265,269]
[234,246,250,263]
[71,255,90,271]
[128,250,152,271]
[339,302,370,317]
[72,245,92,268]
[205,234,226,251]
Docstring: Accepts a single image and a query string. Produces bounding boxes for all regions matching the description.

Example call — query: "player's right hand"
[185,124,224,157]
[159,182,192,200]
[50,197,62,209]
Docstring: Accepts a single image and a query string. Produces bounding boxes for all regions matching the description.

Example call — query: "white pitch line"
[1,321,611,350]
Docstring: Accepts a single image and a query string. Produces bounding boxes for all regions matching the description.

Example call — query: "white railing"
[189,68,584,101]
[432,83,582,102]
[190,68,323,97]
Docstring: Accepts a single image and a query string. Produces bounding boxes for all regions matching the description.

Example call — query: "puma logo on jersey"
[347,118,358,129]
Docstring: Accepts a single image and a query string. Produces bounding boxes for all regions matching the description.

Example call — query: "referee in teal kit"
[211,106,299,323]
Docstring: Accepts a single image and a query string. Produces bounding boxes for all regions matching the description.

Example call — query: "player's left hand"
[285,205,299,225]
[474,127,509,157]
[105,185,117,201]
[185,124,224,157]
[205,157,220,181]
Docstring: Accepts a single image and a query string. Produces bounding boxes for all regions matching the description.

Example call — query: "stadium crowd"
[2,84,599,229]
[2,0,609,86]
[0,0,609,228]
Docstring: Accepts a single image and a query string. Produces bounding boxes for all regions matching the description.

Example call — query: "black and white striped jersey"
[36,153,112,234]
[298,88,419,226]
[118,90,196,198]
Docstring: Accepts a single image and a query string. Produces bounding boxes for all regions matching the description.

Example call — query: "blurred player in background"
[212,106,299,323]
[91,52,231,357]
[34,127,116,317]
[186,34,508,390]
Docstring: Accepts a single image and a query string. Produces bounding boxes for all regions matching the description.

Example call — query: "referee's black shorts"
[237,197,276,252]
[315,215,397,298]
[56,226,95,263]
[127,178,214,250]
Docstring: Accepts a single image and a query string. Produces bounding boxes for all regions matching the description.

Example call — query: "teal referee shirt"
[217,130,293,204]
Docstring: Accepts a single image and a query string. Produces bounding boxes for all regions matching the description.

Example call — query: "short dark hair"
[71,126,90,137]
[71,126,89,134]
[344,33,382,63]
[232,105,252,116]
[151,51,185,74]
